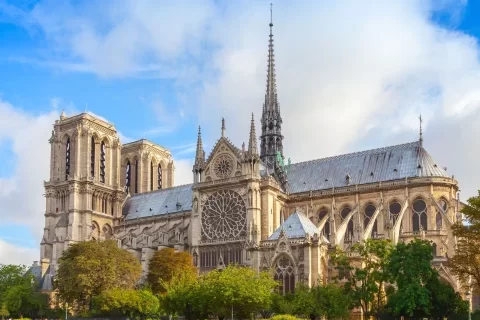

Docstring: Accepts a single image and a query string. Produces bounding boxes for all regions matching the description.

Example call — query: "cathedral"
[39,13,463,299]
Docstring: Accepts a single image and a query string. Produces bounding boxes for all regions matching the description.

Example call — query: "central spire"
[260,3,284,172]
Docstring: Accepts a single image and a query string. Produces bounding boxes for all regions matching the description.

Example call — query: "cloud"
[0,239,38,266]
[174,158,193,186]
[3,0,480,201]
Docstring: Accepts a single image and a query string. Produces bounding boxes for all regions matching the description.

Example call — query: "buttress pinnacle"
[248,113,258,157]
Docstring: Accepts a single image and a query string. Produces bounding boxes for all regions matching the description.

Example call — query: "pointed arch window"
[158,164,162,189]
[150,161,154,191]
[125,161,131,193]
[341,207,354,241]
[65,137,71,180]
[100,141,106,183]
[364,204,378,238]
[436,199,447,230]
[90,137,95,178]
[389,201,402,226]
[412,199,427,232]
[274,255,295,295]
[319,209,330,240]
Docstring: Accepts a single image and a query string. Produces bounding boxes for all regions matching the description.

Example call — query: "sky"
[1,0,480,265]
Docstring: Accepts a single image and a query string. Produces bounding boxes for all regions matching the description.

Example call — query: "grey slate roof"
[286,141,449,194]
[268,211,319,240]
[123,184,193,220]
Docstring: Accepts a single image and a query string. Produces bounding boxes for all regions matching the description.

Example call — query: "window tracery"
[412,199,427,232]
[389,201,401,225]
[213,154,234,179]
[201,189,247,241]
[274,255,295,295]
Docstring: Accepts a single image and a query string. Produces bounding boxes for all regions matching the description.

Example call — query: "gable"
[204,138,244,182]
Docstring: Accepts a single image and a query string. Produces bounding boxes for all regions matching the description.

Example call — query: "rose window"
[213,154,234,179]
[201,190,247,241]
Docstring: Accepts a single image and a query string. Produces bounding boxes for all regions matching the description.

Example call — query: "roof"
[268,211,319,240]
[286,141,449,194]
[123,184,193,220]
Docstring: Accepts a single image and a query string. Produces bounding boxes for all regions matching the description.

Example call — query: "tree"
[55,240,142,311]
[427,275,468,320]
[162,265,277,320]
[331,239,392,319]
[0,303,9,320]
[293,283,350,320]
[449,190,480,290]
[385,239,436,318]
[147,248,197,294]
[93,288,159,318]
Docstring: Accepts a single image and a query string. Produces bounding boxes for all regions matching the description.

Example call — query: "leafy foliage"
[331,239,392,318]
[147,248,197,294]
[0,264,49,319]
[162,265,277,320]
[271,314,299,320]
[449,190,480,290]
[55,240,142,311]
[93,288,159,318]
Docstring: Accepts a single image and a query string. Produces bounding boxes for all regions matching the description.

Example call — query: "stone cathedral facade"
[39,17,464,298]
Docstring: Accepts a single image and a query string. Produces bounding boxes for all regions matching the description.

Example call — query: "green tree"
[293,283,350,320]
[449,191,480,290]
[427,274,468,320]
[385,239,436,318]
[147,248,197,294]
[93,288,159,319]
[0,303,9,320]
[331,239,392,319]
[55,240,142,311]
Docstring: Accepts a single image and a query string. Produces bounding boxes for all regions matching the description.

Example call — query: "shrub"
[271,314,299,320]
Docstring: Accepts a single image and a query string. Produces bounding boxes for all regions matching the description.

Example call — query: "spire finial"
[248,112,258,157]
[195,125,204,164]
[221,118,226,138]
[270,3,273,30]
[419,114,423,146]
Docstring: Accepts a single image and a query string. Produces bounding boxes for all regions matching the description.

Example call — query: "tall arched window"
[436,199,447,230]
[412,199,427,232]
[90,136,95,178]
[100,141,106,183]
[150,161,154,191]
[274,255,295,295]
[125,161,131,193]
[341,207,354,241]
[389,201,402,226]
[432,242,437,257]
[364,204,377,237]
[65,137,71,180]
[436,212,443,230]
[319,209,330,240]
[135,159,139,193]
[158,164,162,189]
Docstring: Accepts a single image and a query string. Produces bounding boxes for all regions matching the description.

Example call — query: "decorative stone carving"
[213,153,234,179]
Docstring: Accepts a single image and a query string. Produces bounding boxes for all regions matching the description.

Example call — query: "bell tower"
[260,4,284,172]
[41,112,124,269]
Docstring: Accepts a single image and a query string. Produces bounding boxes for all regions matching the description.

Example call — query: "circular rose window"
[201,189,247,241]
[213,154,234,179]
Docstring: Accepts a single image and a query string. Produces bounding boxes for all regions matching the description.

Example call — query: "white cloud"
[0,99,58,239]
[0,239,38,266]
[174,158,193,186]
[3,0,480,201]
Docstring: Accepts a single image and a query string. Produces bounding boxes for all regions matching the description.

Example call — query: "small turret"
[193,126,205,183]
[248,113,259,158]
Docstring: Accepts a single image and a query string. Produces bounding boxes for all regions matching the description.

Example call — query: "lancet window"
[135,159,139,193]
[389,201,402,226]
[412,199,428,232]
[65,137,71,180]
[125,161,131,193]
[90,136,95,178]
[150,161,154,191]
[341,207,354,241]
[158,164,162,189]
[274,255,295,295]
[100,141,106,183]
[436,199,447,230]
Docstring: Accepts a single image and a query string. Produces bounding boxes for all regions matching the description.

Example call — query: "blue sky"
[1,0,480,265]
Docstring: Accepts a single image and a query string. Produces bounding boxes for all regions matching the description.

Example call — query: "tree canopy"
[147,247,197,294]
[449,190,480,290]
[93,288,159,319]
[55,240,141,311]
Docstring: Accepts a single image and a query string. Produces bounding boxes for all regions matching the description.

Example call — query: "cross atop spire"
[419,114,423,146]
[260,4,284,172]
